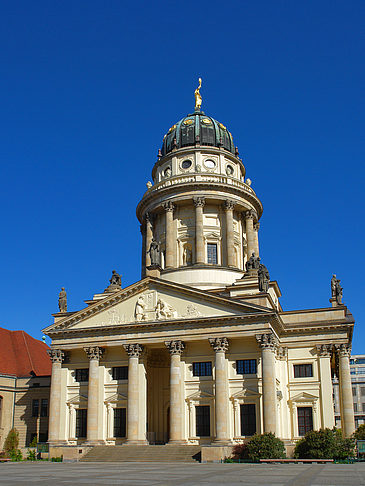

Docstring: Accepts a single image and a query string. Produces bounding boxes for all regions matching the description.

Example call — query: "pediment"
[231,387,261,399]
[104,392,127,403]
[43,277,270,334]
[186,390,214,401]
[67,394,88,405]
[289,391,318,402]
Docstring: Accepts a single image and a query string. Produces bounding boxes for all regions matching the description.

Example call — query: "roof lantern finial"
[194,77,202,112]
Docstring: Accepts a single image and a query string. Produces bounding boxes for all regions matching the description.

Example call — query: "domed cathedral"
[43,81,355,462]
[137,88,262,289]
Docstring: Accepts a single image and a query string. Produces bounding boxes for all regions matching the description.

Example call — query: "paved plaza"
[1,462,365,486]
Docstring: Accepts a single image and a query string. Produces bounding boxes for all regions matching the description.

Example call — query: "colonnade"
[47,335,355,446]
[143,200,261,270]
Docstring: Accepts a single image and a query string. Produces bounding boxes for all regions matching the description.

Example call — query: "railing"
[144,173,256,197]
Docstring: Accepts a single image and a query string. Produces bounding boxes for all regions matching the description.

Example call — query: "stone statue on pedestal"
[58,287,67,312]
[109,270,122,287]
[331,274,343,304]
[258,263,270,292]
[245,252,260,272]
[148,239,160,266]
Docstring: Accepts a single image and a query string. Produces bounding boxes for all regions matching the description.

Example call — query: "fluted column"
[224,200,235,267]
[194,197,205,264]
[163,202,175,269]
[209,337,231,444]
[336,344,355,437]
[165,340,186,444]
[145,213,153,268]
[47,349,66,445]
[317,344,335,429]
[256,333,277,434]
[123,344,147,444]
[84,346,104,445]
[245,210,256,261]
[253,222,260,257]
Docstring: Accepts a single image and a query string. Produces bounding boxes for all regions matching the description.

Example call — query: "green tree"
[4,428,19,453]
[353,424,365,441]
[294,428,355,459]
[245,433,286,461]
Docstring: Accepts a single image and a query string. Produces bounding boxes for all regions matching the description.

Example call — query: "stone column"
[223,200,235,267]
[140,223,146,278]
[316,344,335,429]
[145,213,153,268]
[47,349,66,445]
[163,202,175,269]
[256,333,277,434]
[245,210,256,261]
[194,197,205,264]
[84,346,104,445]
[165,340,186,444]
[336,344,355,437]
[123,343,147,444]
[253,222,260,257]
[209,337,231,444]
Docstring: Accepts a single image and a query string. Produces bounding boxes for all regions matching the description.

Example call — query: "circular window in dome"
[204,159,216,169]
[226,165,234,176]
[183,119,194,125]
[181,159,192,170]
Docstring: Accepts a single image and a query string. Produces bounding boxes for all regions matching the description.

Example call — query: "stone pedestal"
[146,264,161,278]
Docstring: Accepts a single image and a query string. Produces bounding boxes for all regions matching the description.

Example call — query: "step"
[81,445,201,463]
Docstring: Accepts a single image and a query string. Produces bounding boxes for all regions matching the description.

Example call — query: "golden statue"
[194,77,202,111]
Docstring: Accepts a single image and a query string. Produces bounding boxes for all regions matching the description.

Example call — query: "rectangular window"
[196,405,210,437]
[362,403,365,413]
[40,399,48,417]
[353,403,358,412]
[353,387,357,396]
[294,364,313,378]
[207,243,218,264]
[32,399,39,417]
[112,367,128,380]
[240,404,256,436]
[236,359,257,375]
[113,408,126,438]
[76,409,87,438]
[361,388,365,396]
[193,362,212,377]
[75,369,89,383]
[297,407,313,436]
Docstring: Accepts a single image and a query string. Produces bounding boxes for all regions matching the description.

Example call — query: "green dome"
[161,110,236,156]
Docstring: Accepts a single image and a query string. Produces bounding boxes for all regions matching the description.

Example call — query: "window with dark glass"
[76,409,87,438]
[293,364,313,378]
[236,359,257,375]
[353,387,357,396]
[193,362,212,377]
[297,407,313,436]
[32,399,39,417]
[112,367,128,380]
[196,405,210,437]
[39,432,48,443]
[240,404,256,436]
[114,408,126,438]
[353,403,358,412]
[40,398,48,417]
[75,369,89,382]
[207,243,218,264]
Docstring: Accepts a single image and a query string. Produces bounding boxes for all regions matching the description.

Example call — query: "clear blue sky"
[0,1,364,352]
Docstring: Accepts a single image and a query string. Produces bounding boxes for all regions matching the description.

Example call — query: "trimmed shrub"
[27,449,36,461]
[294,428,355,459]
[245,433,286,461]
[9,449,23,462]
[4,428,19,453]
[354,424,365,441]
[231,442,249,460]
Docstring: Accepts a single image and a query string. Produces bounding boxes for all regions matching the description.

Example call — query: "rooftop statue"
[109,270,122,287]
[58,287,67,313]
[258,263,270,292]
[331,274,343,304]
[194,77,202,111]
[246,252,260,272]
[148,238,160,266]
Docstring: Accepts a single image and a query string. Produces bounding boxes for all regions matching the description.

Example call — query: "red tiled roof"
[0,327,51,377]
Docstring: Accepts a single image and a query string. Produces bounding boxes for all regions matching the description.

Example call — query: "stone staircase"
[81,445,201,463]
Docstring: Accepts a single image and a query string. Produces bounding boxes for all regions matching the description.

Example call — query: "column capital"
[254,222,260,231]
[209,337,229,353]
[163,201,175,212]
[335,343,351,357]
[316,344,333,357]
[276,346,288,360]
[223,199,235,211]
[47,349,65,363]
[193,197,205,208]
[165,340,185,355]
[245,209,257,220]
[256,332,277,350]
[84,346,104,361]
[123,343,144,358]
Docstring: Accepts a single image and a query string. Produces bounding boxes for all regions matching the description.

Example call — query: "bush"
[4,428,19,453]
[51,456,63,462]
[354,424,365,441]
[294,428,355,459]
[9,449,23,462]
[245,433,286,461]
[29,436,38,448]
[27,449,36,461]
[231,442,249,460]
